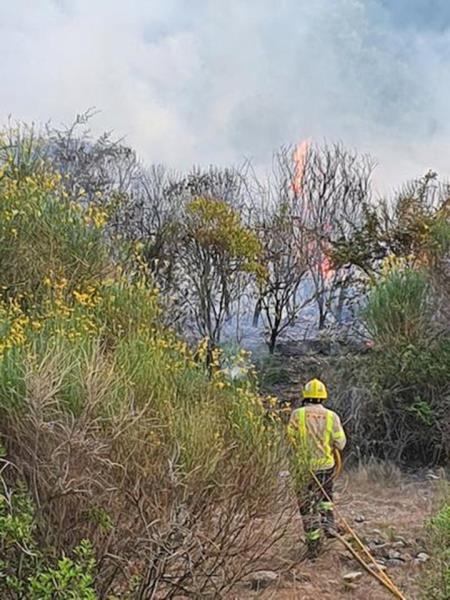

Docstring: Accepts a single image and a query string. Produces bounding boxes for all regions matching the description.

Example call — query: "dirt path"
[237,469,439,599]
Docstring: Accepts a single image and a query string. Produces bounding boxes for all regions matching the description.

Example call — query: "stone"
[249,570,279,590]
[387,549,403,560]
[368,541,388,554]
[355,515,366,523]
[386,558,405,567]
[415,552,430,564]
[343,571,363,583]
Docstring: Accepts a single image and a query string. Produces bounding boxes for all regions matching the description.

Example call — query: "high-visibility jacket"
[288,404,346,472]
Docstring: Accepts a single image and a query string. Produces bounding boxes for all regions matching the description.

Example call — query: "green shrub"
[362,339,449,462]
[0,165,108,306]
[346,266,449,464]
[0,136,293,597]
[0,457,97,599]
[422,499,450,599]
[363,267,430,348]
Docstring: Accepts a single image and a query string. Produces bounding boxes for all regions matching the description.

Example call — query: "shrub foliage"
[0,133,292,598]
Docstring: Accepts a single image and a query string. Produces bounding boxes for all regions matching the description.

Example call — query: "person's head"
[302,378,328,405]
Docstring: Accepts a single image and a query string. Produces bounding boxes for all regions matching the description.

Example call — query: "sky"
[2,0,450,192]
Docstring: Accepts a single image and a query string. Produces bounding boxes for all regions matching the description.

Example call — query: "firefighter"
[288,378,346,558]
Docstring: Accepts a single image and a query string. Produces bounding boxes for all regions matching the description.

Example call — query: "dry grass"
[2,341,295,598]
[349,459,404,488]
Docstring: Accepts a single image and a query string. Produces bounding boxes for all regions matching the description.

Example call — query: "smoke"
[1,0,450,191]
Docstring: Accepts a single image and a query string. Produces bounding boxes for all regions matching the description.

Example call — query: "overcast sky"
[2,0,450,191]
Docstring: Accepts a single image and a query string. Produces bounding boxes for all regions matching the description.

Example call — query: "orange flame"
[319,253,334,281]
[292,139,311,196]
[294,141,335,282]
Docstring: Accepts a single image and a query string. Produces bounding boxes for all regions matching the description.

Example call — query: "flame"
[292,139,311,196]
[293,139,336,283]
[309,241,334,281]
[319,253,334,280]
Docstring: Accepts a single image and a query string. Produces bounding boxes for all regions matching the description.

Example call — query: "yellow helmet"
[302,378,328,400]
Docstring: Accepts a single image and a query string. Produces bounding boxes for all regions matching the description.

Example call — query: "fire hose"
[333,448,343,479]
[311,461,407,600]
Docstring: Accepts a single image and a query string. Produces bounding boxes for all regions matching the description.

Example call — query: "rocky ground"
[236,467,441,599]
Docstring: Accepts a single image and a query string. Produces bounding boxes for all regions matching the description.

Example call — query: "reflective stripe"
[323,410,333,464]
[326,410,333,437]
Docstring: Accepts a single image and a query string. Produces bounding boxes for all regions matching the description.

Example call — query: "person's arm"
[332,412,346,451]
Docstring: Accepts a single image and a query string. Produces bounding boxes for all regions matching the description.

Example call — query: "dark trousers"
[297,468,334,552]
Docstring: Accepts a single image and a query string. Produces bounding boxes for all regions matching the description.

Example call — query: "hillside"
[0,123,448,599]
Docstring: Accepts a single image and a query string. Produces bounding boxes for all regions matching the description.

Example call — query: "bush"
[422,497,450,599]
[0,146,109,306]
[0,453,97,599]
[363,267,430,348]
[331,265,450,465]
[0,132,295,598]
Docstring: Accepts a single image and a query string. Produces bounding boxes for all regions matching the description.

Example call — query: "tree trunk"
[268,330,278,354]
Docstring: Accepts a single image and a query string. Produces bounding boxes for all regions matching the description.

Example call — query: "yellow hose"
[333,530,407,600]
[310,471,407,600]
[333,448,343,479]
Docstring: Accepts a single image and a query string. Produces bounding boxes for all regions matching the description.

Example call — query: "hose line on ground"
[311,470,407,600]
